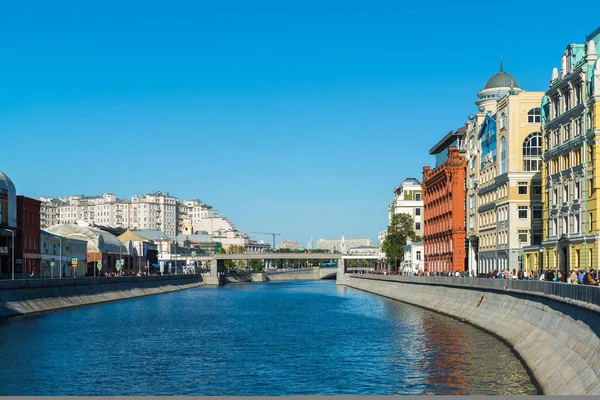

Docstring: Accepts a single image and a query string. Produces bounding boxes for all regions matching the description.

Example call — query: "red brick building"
[17,196,41,277]
[422,129,468,274]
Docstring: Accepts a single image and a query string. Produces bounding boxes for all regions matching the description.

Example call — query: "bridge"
[201,252,379,285]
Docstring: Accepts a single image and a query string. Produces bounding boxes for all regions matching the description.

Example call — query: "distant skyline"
[2,1,599,244]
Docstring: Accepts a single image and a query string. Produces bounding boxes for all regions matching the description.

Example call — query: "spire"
[500,56,504,73]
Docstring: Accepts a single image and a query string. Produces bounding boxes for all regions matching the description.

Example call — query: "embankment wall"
[340,274,600,395]
[0,275,203,318]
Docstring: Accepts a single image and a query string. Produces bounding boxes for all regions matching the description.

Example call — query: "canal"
[0,280,537,395]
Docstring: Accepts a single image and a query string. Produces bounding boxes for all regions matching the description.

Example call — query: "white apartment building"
[401,239,424,273]
[131,191,178,238]
[388,178,424,237]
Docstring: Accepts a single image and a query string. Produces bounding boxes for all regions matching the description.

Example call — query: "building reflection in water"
[382,299,538,395]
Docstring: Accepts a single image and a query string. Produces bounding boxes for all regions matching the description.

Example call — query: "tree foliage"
[381,213,419,263]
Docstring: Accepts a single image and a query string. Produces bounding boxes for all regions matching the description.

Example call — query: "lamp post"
[1,229,15,280]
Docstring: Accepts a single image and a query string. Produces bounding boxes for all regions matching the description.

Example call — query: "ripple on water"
[0,281,538,395]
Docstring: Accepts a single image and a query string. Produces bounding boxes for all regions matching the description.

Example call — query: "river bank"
[0,274,204,317]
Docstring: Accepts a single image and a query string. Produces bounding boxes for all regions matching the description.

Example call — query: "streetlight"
[1,229,15,280]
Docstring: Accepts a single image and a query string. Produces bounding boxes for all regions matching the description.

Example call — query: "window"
[415,222,421,230]
[523,132,542,171]
[533,182,542,195]
[500,113,506,129]
[518,206,528,219]
[564,90,571,112]
[574,213,580,233]
[563,185,569,203]
[415,208,421,216]
[518,230,528,244]
[415,193,421,201]
[416,251,422,261]
[575,181,580,200]
[518,182,528,195]
[563,216,568,235]
[533,205,543,219]
[500,137,507,173]
[575,85,582,105]
[528,108,541,123]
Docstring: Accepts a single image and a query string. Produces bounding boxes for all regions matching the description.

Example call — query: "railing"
[347,274,600,308]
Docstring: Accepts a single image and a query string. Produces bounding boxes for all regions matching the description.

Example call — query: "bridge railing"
[347,274,600,308]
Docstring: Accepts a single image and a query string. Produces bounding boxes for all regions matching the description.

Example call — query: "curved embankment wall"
[0,275,203,318]
[340,274,600,395]
[266,268,318,281]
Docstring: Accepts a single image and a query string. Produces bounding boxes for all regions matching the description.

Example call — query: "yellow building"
[477,92,543,275]
[526,27,600,277]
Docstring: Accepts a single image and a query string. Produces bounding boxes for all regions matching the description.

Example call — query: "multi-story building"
[422,128,468,273]
[316,235,372,253]
[16,196,41,277]
[130,191,178,238]
[39,197,60,228]
[525,28,600,277]
[388,178,424,237]
[401,239,424,273]
[465,59,525,274]
[277,239,302,251]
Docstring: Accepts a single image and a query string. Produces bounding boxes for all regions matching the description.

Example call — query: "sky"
[1,0,599,245]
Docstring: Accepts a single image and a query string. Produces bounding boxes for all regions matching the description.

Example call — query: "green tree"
[381,213,419,269]
[248,259,265,272]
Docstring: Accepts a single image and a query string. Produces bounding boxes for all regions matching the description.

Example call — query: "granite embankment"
[0,275,203,317]
[339,274,600,395]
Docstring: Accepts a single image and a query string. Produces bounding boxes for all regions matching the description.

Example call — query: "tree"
[381,213,419,270]
[248,259,264,272]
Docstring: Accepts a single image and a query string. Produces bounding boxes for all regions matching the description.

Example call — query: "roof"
[118,230,155,243]
[132,230,170,241]
[0,170,15,195]
[429,127,466,155]
[46,224,128,254]
[175,233,213,244]
[484,58,519,89]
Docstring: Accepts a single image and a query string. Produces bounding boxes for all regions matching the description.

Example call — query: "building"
[388,178,424,237]
[16,196,41,277]
[277,239,302,251]
[130,192,178,238]
[46,224,130,276]
[474,90,544,275]
[401,239,424,273]
[526,28,600,276]
[347,245,381,256]
[39,197,60,229]
[117,230,160,271]
[316,234,372,253]
[0,171,17,279]
[465,59,525,274]
[40,229,88,277]
[422,128,468,274]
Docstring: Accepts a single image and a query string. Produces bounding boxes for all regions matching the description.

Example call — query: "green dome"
[484,71,519,89]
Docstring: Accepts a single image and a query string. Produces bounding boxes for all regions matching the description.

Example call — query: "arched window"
[500,113,506,129]
[523,132,542,171]
[528,108,541,123]
[500,137,507,173]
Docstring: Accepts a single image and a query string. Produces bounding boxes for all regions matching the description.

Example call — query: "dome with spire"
[484,57,520,89]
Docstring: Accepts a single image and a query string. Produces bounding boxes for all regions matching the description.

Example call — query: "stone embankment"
[0,275,203,318]
[338,274,600,395]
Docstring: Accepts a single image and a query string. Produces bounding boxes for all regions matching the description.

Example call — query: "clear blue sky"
[1,0,598,245]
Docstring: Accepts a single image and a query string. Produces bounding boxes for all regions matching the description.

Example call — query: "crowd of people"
[358,268,599,285]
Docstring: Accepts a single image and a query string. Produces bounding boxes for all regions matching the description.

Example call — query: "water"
[0,281,537,395]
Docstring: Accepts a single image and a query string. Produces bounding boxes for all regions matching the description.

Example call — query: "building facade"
[401,240,424,273]
[16,196,41,277]
[316,235,372,253]
[465,60,526,275]
[0,171,17,279]
[40,229,88,277]
[422,128,468,273]
[388,178,424,237]
[474,91,544,275]
[527,28,600,277]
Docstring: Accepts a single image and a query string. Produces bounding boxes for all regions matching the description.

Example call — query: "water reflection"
[0,281,537,395]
